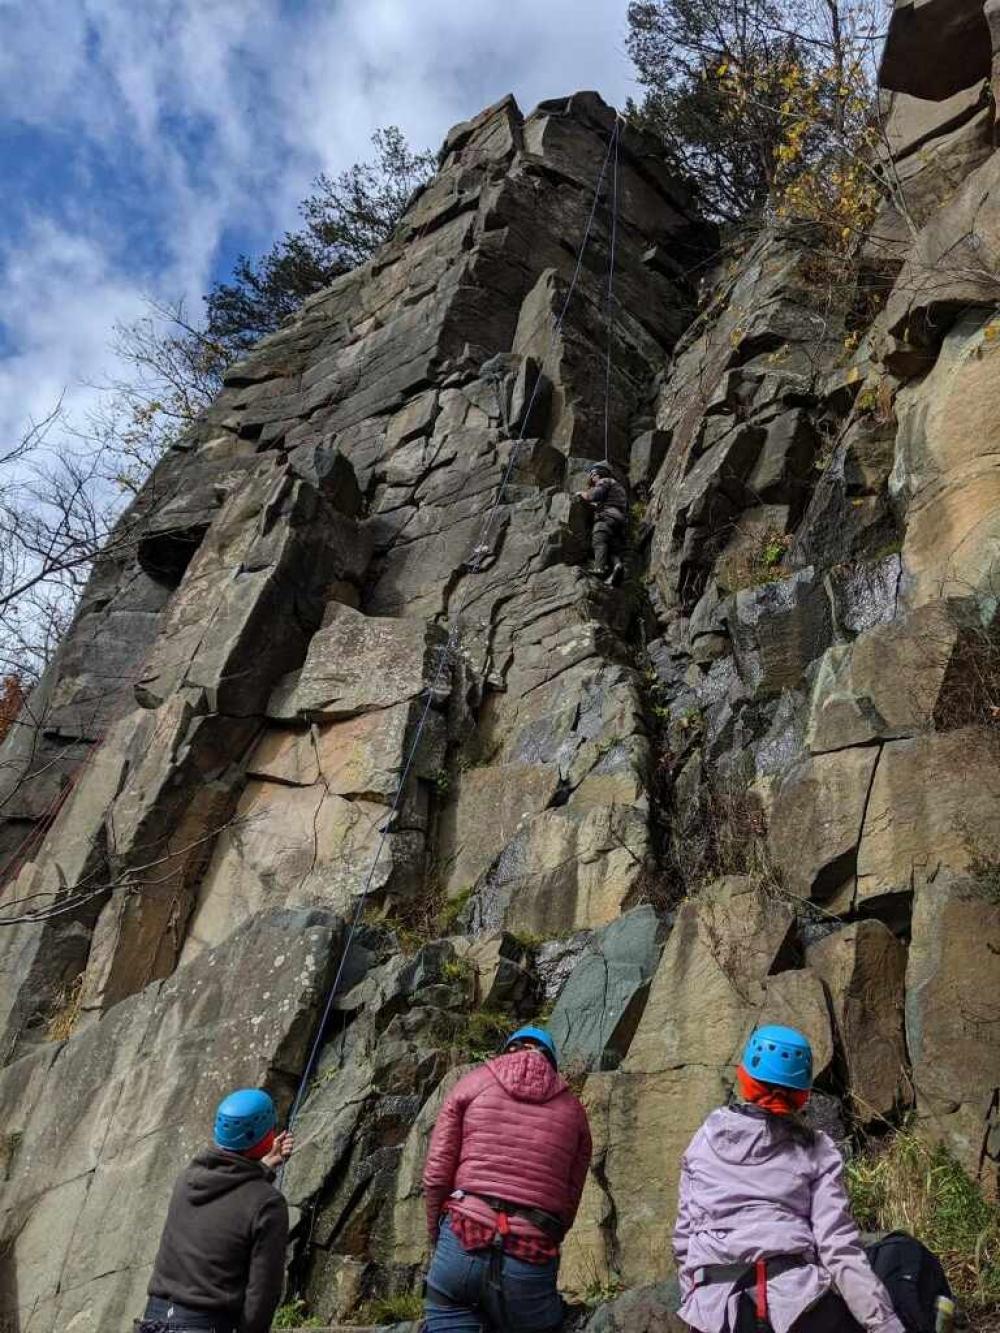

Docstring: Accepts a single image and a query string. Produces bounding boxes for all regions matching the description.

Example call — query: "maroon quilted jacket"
[422,1049,593,1248]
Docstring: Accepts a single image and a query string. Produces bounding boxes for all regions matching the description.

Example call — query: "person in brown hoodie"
[136,1089,293,1333]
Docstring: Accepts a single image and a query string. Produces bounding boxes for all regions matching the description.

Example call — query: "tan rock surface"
[808,921,909,1120]
[892,311,1000,608]
[907,877,1000,1189]
[856,727,1000,905]
[806,600,969,753]
[768,747,880,906]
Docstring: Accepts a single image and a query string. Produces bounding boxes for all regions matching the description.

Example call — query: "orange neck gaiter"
[243,1128,276,1161]
[737,1064,810,1115]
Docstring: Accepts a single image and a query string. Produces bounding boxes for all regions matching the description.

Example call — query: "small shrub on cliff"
[272,1298,322,1328]
[456,1008,511,1062]
[357,1292,424,1323]
[846,1131,1000,1306]
[718,527,790,592]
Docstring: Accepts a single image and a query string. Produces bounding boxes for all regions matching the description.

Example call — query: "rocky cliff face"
[1,8,1000,1329]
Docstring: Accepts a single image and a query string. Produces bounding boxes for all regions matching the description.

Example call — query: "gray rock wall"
[2,9,1000,1325]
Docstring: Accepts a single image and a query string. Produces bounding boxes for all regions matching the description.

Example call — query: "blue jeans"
[424,1216,564,1332]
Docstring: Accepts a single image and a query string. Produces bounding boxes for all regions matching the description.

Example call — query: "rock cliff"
[1,7,1000,1329]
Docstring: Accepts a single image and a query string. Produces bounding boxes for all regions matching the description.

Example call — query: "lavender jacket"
[673,1106,905,1333]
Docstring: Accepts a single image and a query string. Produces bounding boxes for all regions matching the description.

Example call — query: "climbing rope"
[280,111,626,1165]
[603,115,623,464]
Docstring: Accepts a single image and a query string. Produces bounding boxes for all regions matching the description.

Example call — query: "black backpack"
[865,1231,953,1332]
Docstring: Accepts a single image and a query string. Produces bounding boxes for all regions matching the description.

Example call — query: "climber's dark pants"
[592,512,626,571]
[424,1216,563,1332]
[137,1297,237,1333]
[729,1290,862,1333]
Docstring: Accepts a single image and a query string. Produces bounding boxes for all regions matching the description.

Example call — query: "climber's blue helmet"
[214,1088,277,1152]
[740,1025,813,1091]
[504,1025,558,1069]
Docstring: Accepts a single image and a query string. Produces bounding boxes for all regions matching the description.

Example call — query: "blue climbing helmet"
[740,1025,813,1091]
[213,1088,277,1152]
[504,1025,558,1069]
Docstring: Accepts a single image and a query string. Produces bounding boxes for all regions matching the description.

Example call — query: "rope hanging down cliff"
[281,110,628,1157]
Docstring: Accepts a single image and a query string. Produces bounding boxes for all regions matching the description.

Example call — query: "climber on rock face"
[576,461,628,586]
[136,1089,294,1333]
[421,1024,593,1332]
[673,1026,906,1333]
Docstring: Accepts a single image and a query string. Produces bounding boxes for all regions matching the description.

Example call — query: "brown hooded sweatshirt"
[148,1147,287,1333]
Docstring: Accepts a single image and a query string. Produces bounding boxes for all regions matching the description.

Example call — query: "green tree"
[627,0,888,227]
[204,126,436,355]
[626,0,801,221]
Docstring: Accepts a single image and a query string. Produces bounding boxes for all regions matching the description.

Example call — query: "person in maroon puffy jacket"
[422,1025,592,1331]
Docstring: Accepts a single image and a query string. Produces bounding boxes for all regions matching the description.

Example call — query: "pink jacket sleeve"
[422,1080,469,1242]
[810,1139,906,1333]
[565,1102,593,1227]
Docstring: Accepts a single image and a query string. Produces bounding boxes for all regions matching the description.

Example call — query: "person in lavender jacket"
[673,1026,905,1333]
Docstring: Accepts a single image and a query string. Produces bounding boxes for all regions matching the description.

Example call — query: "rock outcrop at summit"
[1,5,1000,1327]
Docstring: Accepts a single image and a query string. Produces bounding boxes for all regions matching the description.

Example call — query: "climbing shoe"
[589,563,611,578]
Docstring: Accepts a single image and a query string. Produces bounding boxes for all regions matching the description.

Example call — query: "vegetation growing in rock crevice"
[847,1130,1000,1308]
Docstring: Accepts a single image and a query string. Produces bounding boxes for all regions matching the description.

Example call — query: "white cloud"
[0,0,634,448]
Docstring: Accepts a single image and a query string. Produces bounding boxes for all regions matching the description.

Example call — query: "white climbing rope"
[281,110,628,1162]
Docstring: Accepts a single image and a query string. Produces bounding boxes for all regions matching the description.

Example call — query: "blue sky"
[0,0,636,446]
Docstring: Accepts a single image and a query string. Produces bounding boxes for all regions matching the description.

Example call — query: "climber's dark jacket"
[147,1148,287,1333]
[580,475,628,519]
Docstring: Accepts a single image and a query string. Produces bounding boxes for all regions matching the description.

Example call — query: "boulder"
[561,881,795,1292]
[746,409,816,505]
[581,1278,685,1332]
[807,921,909,1121]
[805,600,974,753]
[759,969,834,1079]
[879,0,991,101]
[629,430,670,489]
[857,727,1000,907]
[0,909,343,1332]
[455,931,536,1009]
[907,876,1000,1190]
[465,804,651,937]
[768,747,880,907]
[891,310,1000,608]
[548,907,666,1072]
[438,763,562,901]
[729,569,833,699]
[269,604,448,722]
[883,83,990,162]
[826,555,901,639]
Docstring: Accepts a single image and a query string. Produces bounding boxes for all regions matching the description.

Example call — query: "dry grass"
[668,772,775,895]
[846,1129,1000,1309]
[46,973,83,1042]
[718,526,790,593]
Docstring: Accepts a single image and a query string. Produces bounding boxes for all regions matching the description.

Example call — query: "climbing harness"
[280,110,628,1170]
[459,1191,566,1243]
[694,1255,808,1333]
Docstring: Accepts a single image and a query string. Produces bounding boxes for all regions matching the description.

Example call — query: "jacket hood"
[701,1104,790,1165]
[485,1048,567,1103]
[184,1147,273,1204]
